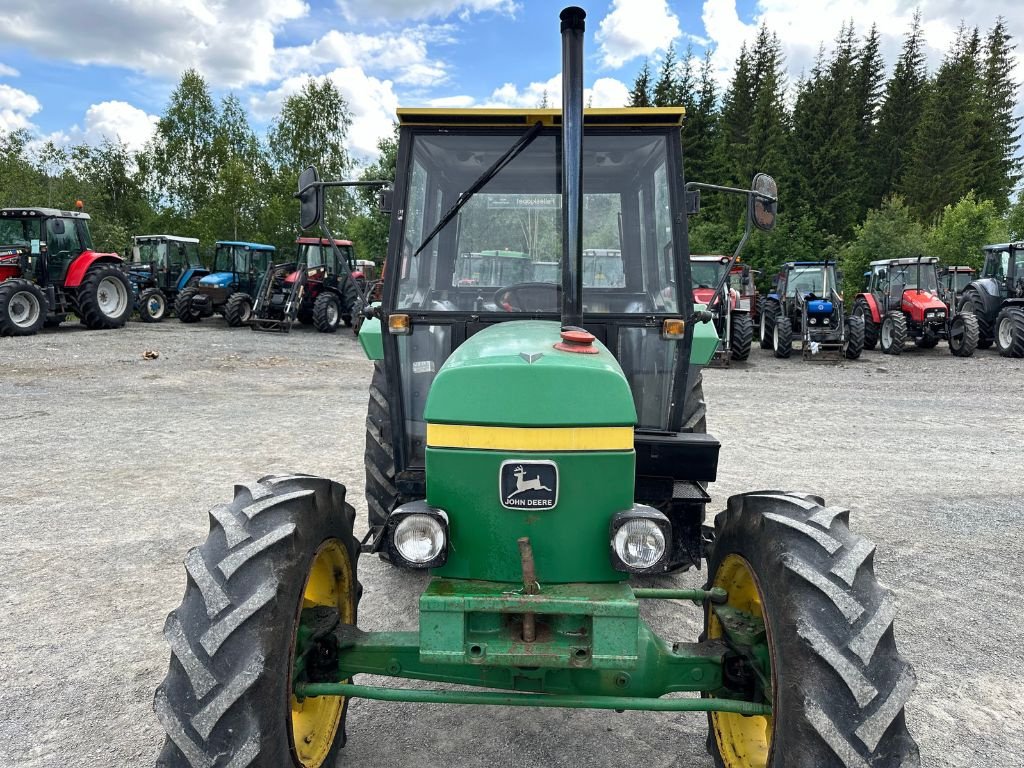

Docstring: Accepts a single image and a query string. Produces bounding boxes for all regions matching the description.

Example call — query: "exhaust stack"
[559,6,586,331]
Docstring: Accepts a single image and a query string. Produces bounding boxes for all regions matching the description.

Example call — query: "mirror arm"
[294,179,391,200]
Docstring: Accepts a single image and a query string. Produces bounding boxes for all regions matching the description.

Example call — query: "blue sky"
[0,0,1019,163]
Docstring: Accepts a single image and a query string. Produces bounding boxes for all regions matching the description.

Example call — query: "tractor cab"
[939,266,975,304]
[0,207,97,285]
[978,242,1024,299]
[128,235,205,322]
[176,241,275,326]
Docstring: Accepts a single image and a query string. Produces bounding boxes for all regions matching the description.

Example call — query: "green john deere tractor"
[153,8,918,767]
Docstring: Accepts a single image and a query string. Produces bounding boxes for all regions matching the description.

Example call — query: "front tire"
[705,491,920,768]
[948,313,978,357]
[364,361,413,530]
[77,265,132,329]
[879,312,907,355]
[0,278,47,336]
[730,312,753,361]
[843,314,864,360]
[772,314,792,358]
[960,290,992,348]
[995,307,1024,358]
[154,474,360,768]
[853,300,878,350]
[138,288,168,322]
[759,299,778,349]
[224,293,253,327]
[313,292,341,333]
[176,287,202,323]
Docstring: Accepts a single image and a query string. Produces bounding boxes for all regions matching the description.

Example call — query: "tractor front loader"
[690,255,753,365]
[250,259,308,333]
[154,8,919,768]
[760,261,864,361]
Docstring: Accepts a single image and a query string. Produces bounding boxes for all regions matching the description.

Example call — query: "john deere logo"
[500,460,558,510]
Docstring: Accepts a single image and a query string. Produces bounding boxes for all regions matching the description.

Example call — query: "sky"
[0,0,1020,164]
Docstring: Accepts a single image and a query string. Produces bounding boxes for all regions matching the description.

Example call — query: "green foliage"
[349,127,399,264]
[1007,195,1024,240]
[926,192,1008,269]
[628,60,652,107]
[840,197,927,297]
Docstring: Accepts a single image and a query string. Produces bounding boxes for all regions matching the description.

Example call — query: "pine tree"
[902,24,983,220]
[628,60,652,107]
[853,24,885,210]
[973,19,1022,210]
[874,11,927,201]
[653,43,683,106]
[683,50,719,184]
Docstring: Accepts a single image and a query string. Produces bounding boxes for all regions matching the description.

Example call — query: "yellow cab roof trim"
[396,107,685,128]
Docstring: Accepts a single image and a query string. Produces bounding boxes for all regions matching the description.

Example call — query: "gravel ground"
[1,318,1022,768]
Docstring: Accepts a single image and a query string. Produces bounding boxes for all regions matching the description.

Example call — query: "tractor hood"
[423,320,637,428]
[199,272,235,288]
[901,289,945,312]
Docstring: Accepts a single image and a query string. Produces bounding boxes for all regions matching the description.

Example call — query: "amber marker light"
[388,314,411,334]
[662,318,686,339]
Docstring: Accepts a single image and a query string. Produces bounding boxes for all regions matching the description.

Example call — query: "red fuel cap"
[554,327,599,354]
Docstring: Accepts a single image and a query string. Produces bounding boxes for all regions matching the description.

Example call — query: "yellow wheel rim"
[290,540,354,768]
[707,554,774,768]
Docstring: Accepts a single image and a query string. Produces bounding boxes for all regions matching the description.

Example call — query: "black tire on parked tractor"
[853,300,878,350]
[364,361,417,532]
[683,366,708,433]
[138,288,168,323]
[154,474,360,768]
[0,278,47,336]
[879,312,907,356]
[77,265,132,330]
[224,292,253,327]
[959,290,992,348]
[704,491,920,768]
[948,313,978,357]
[843,314,865,360]
[995,307,1024,358]
[915,330,939,349]
[313,292,342,333]
[730,313,753,361]
[176,287,202,323]
[759,299,778,349]
[772,314,792,358]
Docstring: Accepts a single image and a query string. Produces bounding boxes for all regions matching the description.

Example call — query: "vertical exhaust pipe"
[560,6,586,331]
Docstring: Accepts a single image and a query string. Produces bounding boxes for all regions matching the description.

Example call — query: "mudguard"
[63,251,122,287]
[856,292,881,323]
[176,267,209,292]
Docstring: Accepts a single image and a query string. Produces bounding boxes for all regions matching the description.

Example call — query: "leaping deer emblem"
[507,465,552,498]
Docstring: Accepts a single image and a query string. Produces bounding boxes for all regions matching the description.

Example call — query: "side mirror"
[298,166,322,230]
[377,186,394,215]
[750,173,778,232]
[685,189,701,216]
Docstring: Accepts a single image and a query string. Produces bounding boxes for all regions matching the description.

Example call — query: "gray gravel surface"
[1,319,1022,767]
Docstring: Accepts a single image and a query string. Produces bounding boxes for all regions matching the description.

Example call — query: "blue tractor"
[176,240,275,327]
[128,235,206,322]
[759,260,864,360]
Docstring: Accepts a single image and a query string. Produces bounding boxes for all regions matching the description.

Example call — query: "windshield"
[214,245,271,273]
[786,266,838,297]
[299,243,353,270]
[691,260,728,289]
[888,263,937,292]
[134,241,166,266]
[0,217,42,247]
[951,272,972,292]
[395,130,679,313]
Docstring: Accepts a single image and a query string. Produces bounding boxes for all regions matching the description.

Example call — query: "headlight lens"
[612,518,667,570]
[393,514,446,564]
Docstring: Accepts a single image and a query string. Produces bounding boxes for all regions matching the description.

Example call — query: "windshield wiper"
[412,121,544,258]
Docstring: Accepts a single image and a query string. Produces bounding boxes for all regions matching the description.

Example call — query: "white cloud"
[595,0,682,69]
[482,73,630,109]
[428,95,476,108]
[0,63,18,78]
[80,101,159,152]
[251,68,398,160]
[337,0,517,22]
[0,0,308,88]
[0,83,40,132]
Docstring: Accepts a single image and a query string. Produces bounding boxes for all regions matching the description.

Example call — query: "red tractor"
[0,207,132,337]
[690,254,753,362]
[853,256,978,356]
[251,237,368,333]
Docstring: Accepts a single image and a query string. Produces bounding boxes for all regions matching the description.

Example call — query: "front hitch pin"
[517,537,539,642]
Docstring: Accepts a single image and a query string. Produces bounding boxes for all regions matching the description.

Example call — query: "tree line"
[0,71,395,265]
[0,11,1021,291]
[628,13,1023,294]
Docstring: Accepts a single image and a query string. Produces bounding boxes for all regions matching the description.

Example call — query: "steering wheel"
[493,282,560,312]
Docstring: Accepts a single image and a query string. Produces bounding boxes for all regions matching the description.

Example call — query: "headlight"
[609,506,671,573]
[386,502,449,568]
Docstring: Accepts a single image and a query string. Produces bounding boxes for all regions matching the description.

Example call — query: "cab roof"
[396,107,685,128]
[0,207,91,220]
[134,234,200,244]
[869,257,938,267]
[983,242,1024,251]
[781,261,833,268]
[296,237,353,246]
[215,240,275,251]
